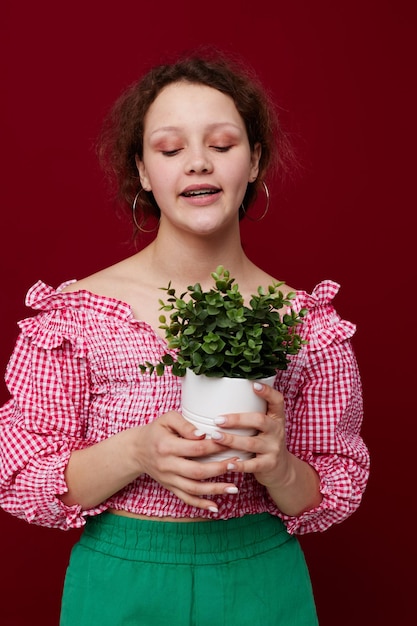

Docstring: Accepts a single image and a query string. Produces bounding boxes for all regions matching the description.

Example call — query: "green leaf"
[204,354,223,369]
[155,363,165,376]
[192,352,203,367]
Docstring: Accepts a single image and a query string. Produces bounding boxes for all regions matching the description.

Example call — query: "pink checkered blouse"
[0,279,369,534]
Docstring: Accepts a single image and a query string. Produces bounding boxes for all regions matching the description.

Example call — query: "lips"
[180,184,221,198]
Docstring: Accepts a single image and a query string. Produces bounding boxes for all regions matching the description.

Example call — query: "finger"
[170,488,221,513]
[209,424,284,458]
[166,475,240,513]
[169,435,241,461]
[163,411,210,439]
[173,474,239,498]
[231,455,274,475]
[213,411,265,431]
[209,429,262,456]
[173,455,240,480]
[252,382,285,418]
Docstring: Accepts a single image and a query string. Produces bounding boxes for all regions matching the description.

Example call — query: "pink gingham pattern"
[0,280,369,533]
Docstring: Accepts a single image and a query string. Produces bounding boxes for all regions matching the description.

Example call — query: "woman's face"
[136,82,261,237]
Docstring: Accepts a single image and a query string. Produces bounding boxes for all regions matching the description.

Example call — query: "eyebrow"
[149,122,242,137]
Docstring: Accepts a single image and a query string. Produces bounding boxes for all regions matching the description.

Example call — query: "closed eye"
[162,149,182,157]
[212,145,232,152]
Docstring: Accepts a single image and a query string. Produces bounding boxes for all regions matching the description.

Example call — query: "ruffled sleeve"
[0,281,108,529]
[273,281,370,534]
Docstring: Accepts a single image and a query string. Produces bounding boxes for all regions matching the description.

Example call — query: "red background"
[1,1,415,624]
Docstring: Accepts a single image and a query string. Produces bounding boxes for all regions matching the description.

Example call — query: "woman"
[0,53,369,625]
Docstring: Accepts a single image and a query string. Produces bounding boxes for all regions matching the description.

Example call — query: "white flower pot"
[181,369,276,462]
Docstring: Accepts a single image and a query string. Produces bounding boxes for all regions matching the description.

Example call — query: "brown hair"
[98,50,293,224]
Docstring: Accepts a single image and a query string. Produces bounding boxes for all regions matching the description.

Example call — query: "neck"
[142,221,253,289]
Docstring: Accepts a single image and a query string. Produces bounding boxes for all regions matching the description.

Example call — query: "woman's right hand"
[133,411,239,513]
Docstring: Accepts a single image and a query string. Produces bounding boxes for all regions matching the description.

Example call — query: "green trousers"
[60,512,318,625]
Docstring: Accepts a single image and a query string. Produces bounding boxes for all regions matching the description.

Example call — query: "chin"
[189,223,227,237]
[190,213,236,234]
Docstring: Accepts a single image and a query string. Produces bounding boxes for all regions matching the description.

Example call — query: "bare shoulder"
[60,267,117,296]
[247,266,295,298]
[60,255,140,299]
[58,251,161,326]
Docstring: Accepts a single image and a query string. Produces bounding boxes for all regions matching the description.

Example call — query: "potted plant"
[140,266,307,460]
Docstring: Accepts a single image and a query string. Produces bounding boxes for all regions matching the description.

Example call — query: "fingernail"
[225,486,239,494]
[227,463,236,471]
[253,382,263,391]
[208,506,219,514]
[211,430,223,440]
[214,416,226,424]
[194,429,206,437]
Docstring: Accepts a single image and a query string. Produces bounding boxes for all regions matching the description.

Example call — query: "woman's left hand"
[211,382,291,490]
[212,382,322,516]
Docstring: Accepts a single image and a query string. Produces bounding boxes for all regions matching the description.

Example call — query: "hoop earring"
[241,181,270,222]
[132,191,160,233]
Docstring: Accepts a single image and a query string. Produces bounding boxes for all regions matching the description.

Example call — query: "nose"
[185,145,213,174]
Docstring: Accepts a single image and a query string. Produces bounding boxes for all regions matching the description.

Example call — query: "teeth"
[183,189,218,197]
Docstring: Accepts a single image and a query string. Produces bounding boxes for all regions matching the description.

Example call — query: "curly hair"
[97,50,293,225]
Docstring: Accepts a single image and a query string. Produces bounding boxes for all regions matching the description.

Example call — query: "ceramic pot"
[181,369,276,462]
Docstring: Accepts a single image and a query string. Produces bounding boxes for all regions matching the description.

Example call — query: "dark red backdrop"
[1,1,415,624]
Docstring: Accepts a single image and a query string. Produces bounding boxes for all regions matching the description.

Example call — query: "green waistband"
[80,512,292,565]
